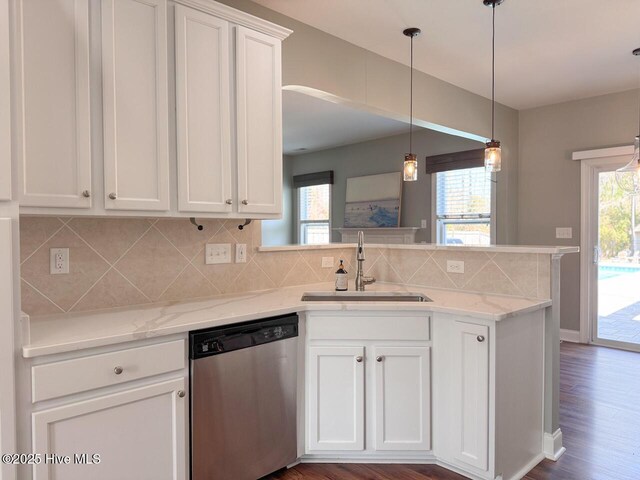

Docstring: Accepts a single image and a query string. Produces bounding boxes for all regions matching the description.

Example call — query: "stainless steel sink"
[301,291,432,303]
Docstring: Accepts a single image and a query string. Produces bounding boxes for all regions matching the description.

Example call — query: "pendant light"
[403,27,421,182]
[615,47,640,195]
[484,0,503,173]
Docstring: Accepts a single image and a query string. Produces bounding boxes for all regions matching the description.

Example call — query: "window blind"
[425,148,485,174]
[436,167,491,219]
[293,170,334,188]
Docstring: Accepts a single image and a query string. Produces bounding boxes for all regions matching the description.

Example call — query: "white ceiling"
[283,89,411,155]
[252,0,640,110]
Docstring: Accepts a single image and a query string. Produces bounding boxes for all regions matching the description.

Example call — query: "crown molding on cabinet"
[175,0,293,40]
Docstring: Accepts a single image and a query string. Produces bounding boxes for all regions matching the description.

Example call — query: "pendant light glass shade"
[484,0,502,173]
[402,28,421,182]
[403,153,418,181]
[615,136,640,195]
[616,48,640,195]
[485,140,502,173]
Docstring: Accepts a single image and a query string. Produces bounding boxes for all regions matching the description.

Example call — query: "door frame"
[575,145,638,349]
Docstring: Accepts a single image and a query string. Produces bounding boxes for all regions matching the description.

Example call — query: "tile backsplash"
[19,216,551,317]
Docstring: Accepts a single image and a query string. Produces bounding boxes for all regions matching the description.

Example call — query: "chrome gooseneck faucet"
[355,231,376,291]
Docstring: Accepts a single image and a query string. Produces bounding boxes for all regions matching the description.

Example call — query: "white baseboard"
[543,429,566,461]
[560,329,580,343]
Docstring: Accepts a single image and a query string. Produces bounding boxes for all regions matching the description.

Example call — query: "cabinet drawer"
[32,340,186,403]
[307,314,430,341]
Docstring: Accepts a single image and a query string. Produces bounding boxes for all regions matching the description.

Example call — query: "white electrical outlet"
[446,260,465,274]
[556,227,573,239]
[205,244,231,265]
[421,219,427,229]
[321,256,334,268]
[235,244,247,263]
[50,248,69,274]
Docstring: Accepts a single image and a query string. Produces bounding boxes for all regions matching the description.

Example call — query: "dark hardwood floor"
[265,342,640,480]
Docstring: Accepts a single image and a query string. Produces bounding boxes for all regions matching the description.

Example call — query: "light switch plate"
[446,260,465,274]
[235,244,247,263]
[556,227,573,239]
[321,256,334,268]
[421,219,427,229]
[205,244,231,265]
[50,248,69,274]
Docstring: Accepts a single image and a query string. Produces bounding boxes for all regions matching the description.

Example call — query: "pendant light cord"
[409,34,414,153]
[491,2,496,141]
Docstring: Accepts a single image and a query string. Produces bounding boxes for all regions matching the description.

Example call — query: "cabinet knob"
[241,199,249,205]
[113,366,123,375]
[82,190,90,198]
[108,192,117,200]
[376,356,384,362]
[477,335,485,343]
[225,199,233,205]
[177,390,186,398]
[355,356,363,363]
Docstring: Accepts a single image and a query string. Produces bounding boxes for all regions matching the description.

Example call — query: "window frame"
[296,183,332,245]
[430,168,497,245]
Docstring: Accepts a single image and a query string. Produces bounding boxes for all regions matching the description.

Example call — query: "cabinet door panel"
[453,321,489,471]
[102,0,169,211]
[32,378,187,480]
[307,346,364,451]
[16,0,91,208]
[175,5,232,213]
[374,346,430,451]
[235,26,282,215]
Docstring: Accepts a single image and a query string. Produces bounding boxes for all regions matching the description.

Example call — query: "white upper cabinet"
[175,5,232,213]
[235,26,283,215]
[101,0,170,211]
[15,0,91,208]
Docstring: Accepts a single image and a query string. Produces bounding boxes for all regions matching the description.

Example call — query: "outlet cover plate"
[235,244,247,263]
[446,260,465,274]
[205,244,231,265]
[555,227,573,239]
[321,256,334,268]
[50,248,69,274]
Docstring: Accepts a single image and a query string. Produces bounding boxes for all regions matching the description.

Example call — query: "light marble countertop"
[258,243,580,255]
[22,282,551,358]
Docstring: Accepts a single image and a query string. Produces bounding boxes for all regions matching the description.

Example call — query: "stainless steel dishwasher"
[189,314,298,480]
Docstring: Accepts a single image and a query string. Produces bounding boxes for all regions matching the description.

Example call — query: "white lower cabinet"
[373,345,431,451]
[305,312,432,456]
[32,378,187,480]
[307,346,365,451]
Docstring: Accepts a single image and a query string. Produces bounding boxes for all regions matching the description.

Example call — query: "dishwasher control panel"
[189,314,298,359]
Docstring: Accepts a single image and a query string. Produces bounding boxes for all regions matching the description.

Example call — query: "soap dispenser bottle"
[335,260,348,291]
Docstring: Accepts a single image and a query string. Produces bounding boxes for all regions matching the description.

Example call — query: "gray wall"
[518,88,640,331]
[262,155,294,245]
[220,0,520,245]
[285,129,482,243]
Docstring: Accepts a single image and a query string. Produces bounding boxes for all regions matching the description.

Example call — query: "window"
[298,183,331,244]
[434,166,494,245]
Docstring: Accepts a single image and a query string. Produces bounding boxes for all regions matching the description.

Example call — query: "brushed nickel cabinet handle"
[241,199,249,205]
[82,190,90,198]
[108,192,117,200]
[376,356,384,362]
[225,199,233,205]
[113,366,123,375]
[355,356,363,363]
[177,390,186,398]
[477,335,485,342]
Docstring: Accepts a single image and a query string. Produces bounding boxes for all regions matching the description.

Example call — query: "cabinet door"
[235,26,282,215]
[175,5,232,213]
[373,346,431,451]
[307,346,364,451]
[15,0,91,208]
[102,0,169,211]
[32,378,188,480]
[452,321,489,471]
